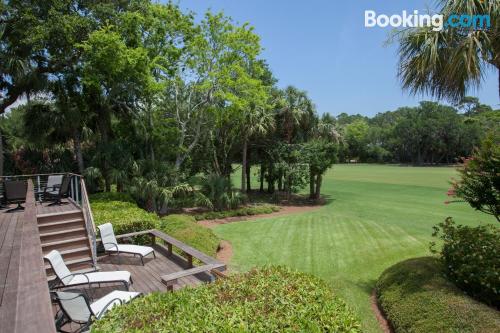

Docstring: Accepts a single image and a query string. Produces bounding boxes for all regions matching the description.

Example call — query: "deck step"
[41,236,88,248]
[38,218,84,228]
[37,209,82,219]
[45,246,90,256]
[37,210,83,224]
[39,227,86,238]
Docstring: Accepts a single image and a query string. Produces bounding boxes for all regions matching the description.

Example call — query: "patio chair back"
[98,223,118,251]
[53,291,92,324]
[59,175,71,196]
[4,180,27,202]
[46,175,63,190]
[44,250,73,285]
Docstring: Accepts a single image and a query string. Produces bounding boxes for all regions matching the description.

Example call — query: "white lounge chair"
[44,249,132,290]
[98,223,155,265]
[53,290,140,332]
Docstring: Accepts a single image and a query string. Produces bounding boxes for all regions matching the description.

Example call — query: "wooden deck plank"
[95,245,211,295]
[0,181,57,333]
[0,213,18,306]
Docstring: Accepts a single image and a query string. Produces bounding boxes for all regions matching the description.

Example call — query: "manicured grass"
[217,164,496,332]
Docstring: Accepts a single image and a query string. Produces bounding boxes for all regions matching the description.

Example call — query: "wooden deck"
[93,246,213,297]
[0,181,57,333]
[1,179,225,333]
[0,200,83,304]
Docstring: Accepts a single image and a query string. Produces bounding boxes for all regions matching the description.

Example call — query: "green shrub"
[91,198,157,245]
[194,204,280,221]
[89,192,136,204]
[92,266,361,333]
[159,214,219,257]
[90,193,221,255]
[431,217,500,306]
[376,257,500,333]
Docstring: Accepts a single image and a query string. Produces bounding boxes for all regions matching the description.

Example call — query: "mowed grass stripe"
[219,165,496,332]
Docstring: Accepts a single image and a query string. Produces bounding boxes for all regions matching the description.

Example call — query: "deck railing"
[0,173,84,206]
[0,173,98,269]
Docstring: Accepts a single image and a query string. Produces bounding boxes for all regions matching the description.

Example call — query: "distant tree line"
[333,98,498,165]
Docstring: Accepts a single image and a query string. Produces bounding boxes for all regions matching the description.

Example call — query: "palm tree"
[241,106,275,192]
[278,86,314,143]
[397,0,499,102]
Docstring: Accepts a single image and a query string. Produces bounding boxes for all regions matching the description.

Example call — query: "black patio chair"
[35,174,63,202]
[4,180,27,212]
[45,175,71,206]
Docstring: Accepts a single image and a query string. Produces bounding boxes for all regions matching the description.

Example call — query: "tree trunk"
[309,170,315,199]
[241,138,247,192]
[314,174,322,200]
[259,163,265,192]
[246,149,251,192]
[73,131,85,175]
[148,103,155,163]
[98,108,111,192]
[0,127,3,176]
[267,163,275,193]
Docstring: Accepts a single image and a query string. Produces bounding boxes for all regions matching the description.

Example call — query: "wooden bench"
[96,229,227,291]
[160,263,225,291]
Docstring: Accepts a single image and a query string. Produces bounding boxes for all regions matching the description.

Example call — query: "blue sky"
[176,0,498,117]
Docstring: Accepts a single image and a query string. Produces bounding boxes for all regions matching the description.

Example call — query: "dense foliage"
[2,1,496,210]
[90,193,220,256]
[431,217,500,306]
[376,257,500,333]
[92,266,361,333]
[0,0,342,205]
[449,135,500,221]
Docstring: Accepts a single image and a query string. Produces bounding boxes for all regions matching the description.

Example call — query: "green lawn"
[216,164,496,332]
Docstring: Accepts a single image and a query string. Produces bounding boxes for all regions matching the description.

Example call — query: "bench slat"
[161,264,225,285]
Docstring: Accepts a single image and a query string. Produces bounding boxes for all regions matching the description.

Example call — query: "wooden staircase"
[38,209,95,278]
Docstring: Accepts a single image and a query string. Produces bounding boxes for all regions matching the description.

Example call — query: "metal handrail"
[80,178,98,267]
[0,172,81,178]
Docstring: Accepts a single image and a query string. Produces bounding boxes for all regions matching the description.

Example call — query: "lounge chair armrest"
[71,272,91,288]
[55,273,76,287]
[102,242,119,251]
[95,298,123,319]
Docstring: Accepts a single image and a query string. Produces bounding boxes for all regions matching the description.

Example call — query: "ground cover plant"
[217,164,497,332]
[376,257,500,333]
[91,266,361,333]
[193,204,280,221]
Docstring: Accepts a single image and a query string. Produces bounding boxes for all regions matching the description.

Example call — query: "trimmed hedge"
[90,193,220,256]
[194,204,280,221]
[376,257,500,333]
[91,266,361,333]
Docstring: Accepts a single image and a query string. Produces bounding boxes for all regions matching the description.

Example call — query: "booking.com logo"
[365,10,491,31]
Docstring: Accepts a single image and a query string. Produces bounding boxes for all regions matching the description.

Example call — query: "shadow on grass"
[352,278,378,295]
